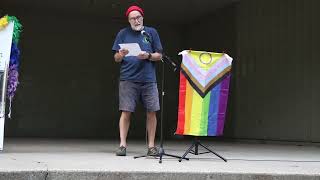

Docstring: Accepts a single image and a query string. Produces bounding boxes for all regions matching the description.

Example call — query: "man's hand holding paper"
[119,49,129,57]
[119,43,142,57]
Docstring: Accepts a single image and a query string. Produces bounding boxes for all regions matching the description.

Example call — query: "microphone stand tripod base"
[133,147,189,164]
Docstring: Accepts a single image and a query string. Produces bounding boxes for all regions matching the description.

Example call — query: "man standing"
[112,5,163,156]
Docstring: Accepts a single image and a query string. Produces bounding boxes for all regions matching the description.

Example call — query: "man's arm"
[114,49,129,63]
[149,52,162,61]
[137,52,162,61]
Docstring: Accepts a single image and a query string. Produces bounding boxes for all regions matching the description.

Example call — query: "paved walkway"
[0,138,319,180]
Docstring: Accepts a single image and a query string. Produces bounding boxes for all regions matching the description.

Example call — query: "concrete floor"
[0,138,319,180]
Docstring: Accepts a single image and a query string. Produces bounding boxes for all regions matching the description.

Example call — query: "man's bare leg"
[119,111,131,147]
[146,111,157,148]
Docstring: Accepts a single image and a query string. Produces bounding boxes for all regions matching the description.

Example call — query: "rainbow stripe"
[175,50,232,136]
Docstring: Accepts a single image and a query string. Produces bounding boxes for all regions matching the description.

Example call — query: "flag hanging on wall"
[175,50,233,136]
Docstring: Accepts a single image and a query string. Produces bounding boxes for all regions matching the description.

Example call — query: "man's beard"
[131,24,144,31]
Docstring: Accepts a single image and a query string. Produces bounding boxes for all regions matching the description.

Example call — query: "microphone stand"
[157,54,187,163]
[134,53,189,163]
[133,32,188,162]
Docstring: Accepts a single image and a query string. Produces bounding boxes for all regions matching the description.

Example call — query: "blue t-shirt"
[112,26,163,82]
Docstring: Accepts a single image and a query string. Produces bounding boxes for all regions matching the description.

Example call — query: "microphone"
[141,30,151,43]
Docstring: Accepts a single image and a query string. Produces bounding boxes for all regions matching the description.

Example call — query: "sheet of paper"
[119,43,142,57]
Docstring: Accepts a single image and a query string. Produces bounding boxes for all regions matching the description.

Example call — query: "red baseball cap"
[125,5,144,17]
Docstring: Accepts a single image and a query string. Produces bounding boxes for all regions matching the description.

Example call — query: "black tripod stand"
[179,137,227,162]
[134,54,189,163]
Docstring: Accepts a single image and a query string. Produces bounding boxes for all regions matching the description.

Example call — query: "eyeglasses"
[129,15,143,22]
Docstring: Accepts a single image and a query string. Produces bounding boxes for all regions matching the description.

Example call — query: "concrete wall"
[5,13,119,138]
[234,0,320,142]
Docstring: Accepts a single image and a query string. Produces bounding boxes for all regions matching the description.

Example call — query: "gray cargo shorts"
[119,80,160,112]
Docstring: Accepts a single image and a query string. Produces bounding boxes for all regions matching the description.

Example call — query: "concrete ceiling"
[2,0,239,24]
